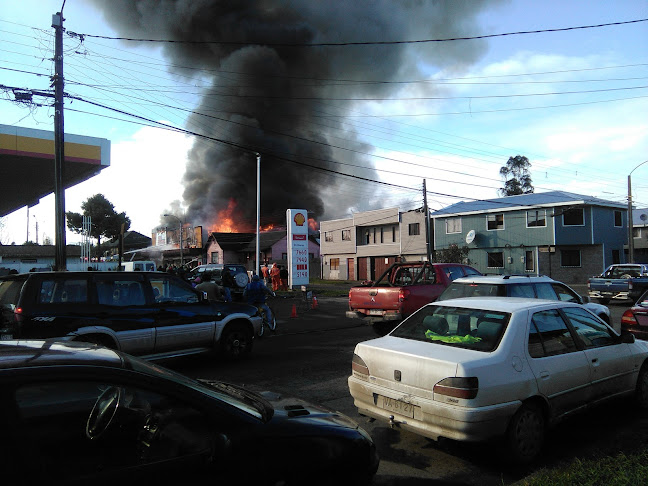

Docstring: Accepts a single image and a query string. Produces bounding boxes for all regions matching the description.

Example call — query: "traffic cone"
[290,303,298,318]
[311,296,318,310]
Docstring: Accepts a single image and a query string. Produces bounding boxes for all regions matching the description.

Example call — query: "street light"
[164,213,183,266]
[628,160,648,264]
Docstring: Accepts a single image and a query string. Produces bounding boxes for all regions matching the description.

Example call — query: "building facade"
[432,191,628,284]
[320,208,429,281]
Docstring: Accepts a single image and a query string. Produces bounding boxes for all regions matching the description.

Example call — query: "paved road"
[166,294,642,485]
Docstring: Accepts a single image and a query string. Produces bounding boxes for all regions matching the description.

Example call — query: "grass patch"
[517,450,648,486]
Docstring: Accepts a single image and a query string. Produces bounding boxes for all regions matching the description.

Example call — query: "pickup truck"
[346,262,481,335]
[588,263,648,304]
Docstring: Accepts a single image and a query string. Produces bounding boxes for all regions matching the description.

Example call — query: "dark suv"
[0,271,262,360]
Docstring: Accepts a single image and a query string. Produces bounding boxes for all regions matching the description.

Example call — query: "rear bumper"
[346,310,402,323]
[348,375,518,443]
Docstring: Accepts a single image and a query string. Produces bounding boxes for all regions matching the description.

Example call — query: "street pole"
[256,153,260,277]
[52,11,67,270]
[423,179,432,263]
[628,160,648,264]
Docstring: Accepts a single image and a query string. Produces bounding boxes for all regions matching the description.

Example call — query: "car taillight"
[621,309,637,326]
[352,353,369,376]
[399,289,410,302]
[15,307,23,314]
[434,377,479,399]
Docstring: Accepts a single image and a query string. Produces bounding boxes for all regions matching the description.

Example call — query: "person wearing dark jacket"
[221,267,235,302]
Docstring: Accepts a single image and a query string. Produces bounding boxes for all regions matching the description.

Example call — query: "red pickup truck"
[346,262,481,335]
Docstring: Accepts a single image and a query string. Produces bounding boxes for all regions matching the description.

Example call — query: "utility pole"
[423,179,432,263]
[52,11,67,270]
[255,153,260,277]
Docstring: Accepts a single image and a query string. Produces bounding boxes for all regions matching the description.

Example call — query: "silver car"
[348,297,648,462]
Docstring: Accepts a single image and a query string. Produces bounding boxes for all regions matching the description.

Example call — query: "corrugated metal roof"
[431,190,626,217]
[0,245,82,257]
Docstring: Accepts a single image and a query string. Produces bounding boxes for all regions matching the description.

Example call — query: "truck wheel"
[598,298,610,305]
[372,322,396,336]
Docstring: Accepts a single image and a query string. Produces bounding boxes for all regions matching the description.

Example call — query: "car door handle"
[591,358,599,365]
[539,371,549,379]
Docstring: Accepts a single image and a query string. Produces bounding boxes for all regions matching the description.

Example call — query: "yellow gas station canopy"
[0,124,110,216]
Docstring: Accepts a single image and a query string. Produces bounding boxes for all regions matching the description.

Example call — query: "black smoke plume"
[89,0,502,230]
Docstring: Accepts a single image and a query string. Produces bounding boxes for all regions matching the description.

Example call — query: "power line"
[73,18,648,46]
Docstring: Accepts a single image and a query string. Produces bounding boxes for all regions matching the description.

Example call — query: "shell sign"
[286,209,309,287]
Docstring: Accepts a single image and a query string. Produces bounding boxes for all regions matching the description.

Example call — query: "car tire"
[506,402,545,463]
[372,321,396,336]
[220,322,253,360]
[599,313,610,324]
[635,364,648,409]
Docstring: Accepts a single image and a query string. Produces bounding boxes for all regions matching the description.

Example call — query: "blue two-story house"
[431,191,628,284]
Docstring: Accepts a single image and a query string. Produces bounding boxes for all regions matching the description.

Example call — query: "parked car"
[347,262,482,335]
[437,274,611,323]
[0,271,261,361]
[621,289,648,340]
[348,297,648,463]
[0,340,379,485]
[588,263,648,304]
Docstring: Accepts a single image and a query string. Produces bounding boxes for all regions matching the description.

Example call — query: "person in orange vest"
[270,263,281,291]
[261,263,270,286]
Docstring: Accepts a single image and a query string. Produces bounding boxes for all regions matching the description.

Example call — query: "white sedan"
[348,297,648,462]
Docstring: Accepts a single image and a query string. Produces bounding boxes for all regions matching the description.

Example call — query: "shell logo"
[294,212,306,226]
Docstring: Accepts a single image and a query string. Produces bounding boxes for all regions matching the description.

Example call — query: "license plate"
[368,309,383,316]
[378,395,415,418]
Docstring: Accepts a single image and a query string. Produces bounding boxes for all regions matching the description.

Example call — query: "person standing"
[269,263,281,291]
[279,265,288,291]
[221,266,235,302]
[196,273,222,302]
[261,263,270,286]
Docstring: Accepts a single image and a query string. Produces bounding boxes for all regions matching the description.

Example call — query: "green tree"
[66,194,130,256]
[499,155,534,196]
[434,244,470,264]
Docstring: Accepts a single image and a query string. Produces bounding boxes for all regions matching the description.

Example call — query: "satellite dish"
[465,229,476,244]
[641,213,648,222]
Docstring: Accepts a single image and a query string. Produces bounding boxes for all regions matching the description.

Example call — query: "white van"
[119,261,157,272]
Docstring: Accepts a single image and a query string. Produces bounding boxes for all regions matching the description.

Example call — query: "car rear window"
[391,305,510,352]
[0,279,25,306]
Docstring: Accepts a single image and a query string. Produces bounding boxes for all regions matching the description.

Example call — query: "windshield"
[437,282,504,301]
[391,305,510,352]
[124,354,270,420]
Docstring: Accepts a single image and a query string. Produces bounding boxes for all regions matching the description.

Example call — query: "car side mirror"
[580,294,590,304]
[620,332,636,344]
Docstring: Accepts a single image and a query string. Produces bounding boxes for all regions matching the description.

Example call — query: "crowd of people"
[261,262,289,291]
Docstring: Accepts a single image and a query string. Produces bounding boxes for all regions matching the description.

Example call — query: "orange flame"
[210,199,251,233]
[308,218,319,232]
[260,223,275,232]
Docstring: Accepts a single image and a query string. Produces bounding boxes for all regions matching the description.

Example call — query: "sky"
[1,0,647,246]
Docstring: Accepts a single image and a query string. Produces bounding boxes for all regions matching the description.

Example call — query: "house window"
[342,230,351,241]
[612,250,620,264]
[526,210,546,228]
[487,252,504,268]
[560,249,581,267]
[614,211,622,227]
[563,208,584,226]
[210,252,219,264]
[446,217,462,234]
[330,258,340,270]
[392,226,396,242]
[380,227,384,243]
[324,232,333,242]
[633,227,641,238]
[408,223,420,236]
[525,250,534,272]
[487,213,504,231]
